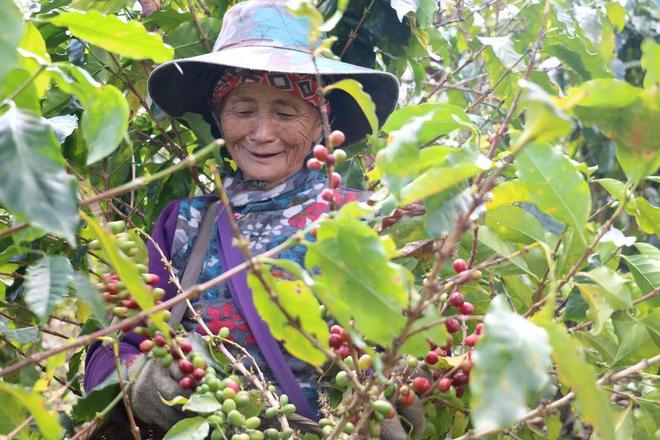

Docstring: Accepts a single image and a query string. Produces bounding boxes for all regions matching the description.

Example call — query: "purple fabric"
[216,204,316,420]
[84,197,314,420]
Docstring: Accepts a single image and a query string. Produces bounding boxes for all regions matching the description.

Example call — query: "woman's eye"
[278,112,295,118]
[237,110,253,116]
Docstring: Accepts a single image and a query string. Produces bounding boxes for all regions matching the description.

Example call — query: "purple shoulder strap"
[215,204,316,420]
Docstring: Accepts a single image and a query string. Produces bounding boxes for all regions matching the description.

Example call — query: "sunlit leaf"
[0,0,23,84]
[324,79,378,135]
[24,255,73,322]
[382,103,475,144]
[0,382,62,440]
[164,416,209,440]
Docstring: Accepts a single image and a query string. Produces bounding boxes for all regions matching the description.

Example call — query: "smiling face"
[216,83,322,186]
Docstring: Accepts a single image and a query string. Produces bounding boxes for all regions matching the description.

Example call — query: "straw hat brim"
[148,45,399,146]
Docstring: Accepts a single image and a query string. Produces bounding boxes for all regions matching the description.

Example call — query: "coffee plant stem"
[81,140,222,207]
[338,0,375,58]
[110,338,141,440]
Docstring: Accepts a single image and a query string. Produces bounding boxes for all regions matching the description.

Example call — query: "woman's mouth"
[247,150,284,159]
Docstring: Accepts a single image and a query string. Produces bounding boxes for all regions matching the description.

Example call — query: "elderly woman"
[83,0,400,437]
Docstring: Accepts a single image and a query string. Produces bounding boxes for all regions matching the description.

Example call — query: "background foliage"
[0,0,658,438]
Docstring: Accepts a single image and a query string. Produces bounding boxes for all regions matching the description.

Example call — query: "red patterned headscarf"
[211,69,330,113]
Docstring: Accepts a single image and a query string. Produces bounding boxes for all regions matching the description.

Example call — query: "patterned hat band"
[211,69,331,113]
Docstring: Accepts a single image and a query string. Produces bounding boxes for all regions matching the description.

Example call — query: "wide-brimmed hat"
[147,0,399,146]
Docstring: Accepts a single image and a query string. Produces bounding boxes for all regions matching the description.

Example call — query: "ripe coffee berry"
[180,340,193,353]
[412,377,431,395]
[438,377,452,392]
[321,189,335,202]
[178,359,194,374]
[445,318,460,334]
[191,368,205,382]
[453,371,469,386]
[453,258,468,274]
[328,130,346,147]
[139,339,154,353]
[449,291,465,307]
[464,335,478,346]
[460,358,473,373]
[459,301,475,315]
[307,158,322,171]
[330,325,343,335]
[225,379,241,393]
[153,333,166,346]
[399,391,415,406]
[455,385,465,398]
[475,322,485,335]
[179,376,194,390]
[338,344,350,358]
[329,333,343,349]
[313,145,328,162]
[330,172,342,189]
[425,351,439,365]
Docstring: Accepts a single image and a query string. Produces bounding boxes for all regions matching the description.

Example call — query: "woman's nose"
[248,113,277,144]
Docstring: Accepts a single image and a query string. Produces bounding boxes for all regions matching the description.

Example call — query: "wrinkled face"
[216,83,322,186]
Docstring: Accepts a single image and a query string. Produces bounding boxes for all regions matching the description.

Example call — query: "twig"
[0,311,70,340]
[0,223,30,239]
[338,0,375,58]
[111,340,141,440]
[186,0,212,52]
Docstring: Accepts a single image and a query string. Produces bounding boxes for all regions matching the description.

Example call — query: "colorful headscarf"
[211,69,330,113]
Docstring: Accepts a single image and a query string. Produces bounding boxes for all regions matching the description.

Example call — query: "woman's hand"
[127,354,194,430]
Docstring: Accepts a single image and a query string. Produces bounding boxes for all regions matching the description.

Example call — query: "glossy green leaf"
[24,255,73,322]
[163,17,221,58]
[82,213,169,335]
[478,36,524,71]
[486,180,531,210]
[48,10,174,63]
[611,313,658,366]
[0,318,39,346]
[634,197,660,235]
[514,81,572,149]
[163,416,209,440]
[324,79,378,135]
[641,39,659,89]
[2,68,40,111]
[390,0,437,27]
[486,206,548,245]
[182,393,222,414]
[382,103,475,144]
[471,296,552,431]
[0,106,79,243]
[424,186,474,237]
[305,207,408,346]
[0,397,27,438]
[575,283,613,334]
[0,0,23,84]
[580,266,633,310]
[477,227,536,278]
[0,382,62,440]
[515,143,590,255]
[249,268,329,366]
[622,254,660,295]
[18,23,50,98]
[532,300,615,440]
[543,33,610,80]
[400,305,448,357]
[605,2,626,32]
[73,272,110,327]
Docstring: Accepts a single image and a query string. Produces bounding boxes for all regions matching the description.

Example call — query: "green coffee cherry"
[372,400,394,416]
[281,428,293,439]
[264,428,279,439]
[197,384,209,394]
[228,409,245,427]
[280,404,296,416]
[322,425,334,437]
[343,422,354,434]
[335,371,349,388]
[264,407,278,418]
[384,382,396,399]
[369,420,382,437]
[236,391,250,407]
[319,418,332,427]
[160,353,173,368]
[211,429,223,440]
[219,327,230,338]
[223,387,237,400]
[223,399,237,413]
[245,416,261,429]
[278,394,289,406]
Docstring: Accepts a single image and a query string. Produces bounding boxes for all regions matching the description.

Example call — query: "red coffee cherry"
[330,172,342,189]
[425,351,439,365]
[153,333,166,347]
[448,291,464,307]
[438,377,452,392]
[178,359,194,374]
[453,258,468,274]
[329,333,343,349]
[445,318,460,334]
[475,322,485,335]
[455,384,465,398]
[330,325,343,335]
[179,376,195,390]
[225,379,240,393]
[180,340,193,354]
[328,130,346,148]
[460,358,473,373]
[459,302,475,315]
[307,158,322,171]
[321,189,335,202]
[464,334,478,346]
[412,377,431,395]
[338,344,350,358]
[453,371,469,386]
[313,145,329,162]
[399,391,415,406]
[192,368,206,382]
[139,339,154,353]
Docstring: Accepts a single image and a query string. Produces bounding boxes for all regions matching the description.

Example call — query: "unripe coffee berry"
[445,318,460,333]
[333,149,347,164]
[306,158,322,171]
[192,356,206,369]
[219,327,230,338]
[453,258,468,273]
[459,301,475,315]
[449,291,464,307]
[313,144,328,162]
[225,379,240,393]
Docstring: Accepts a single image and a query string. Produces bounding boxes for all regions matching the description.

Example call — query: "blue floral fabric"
[169,167,360,413]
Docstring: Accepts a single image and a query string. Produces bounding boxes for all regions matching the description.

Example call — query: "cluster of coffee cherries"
[421,339,477,398]
[305,130,347,202]
[197,370,296,440]
[327,324,353,358]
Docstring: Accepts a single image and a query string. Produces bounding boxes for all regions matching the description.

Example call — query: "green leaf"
[24,255,73,322]
[575,283,613,335]
[477,227,536,278]
[580,266,633,310]
[611,313,658,366]
[622,254,660,295]
[164,416,209,440]
[641,39,659,89]
[605,2,626,32]
[382,103,475,144]
[0,382,63,440]
[18,23,50,98]
[0,318,40,345]
[0,0,23,84]
[73,272,110,327]
[82,213,169,334]
[2,68,40,111]
[478,36,524,71]
[163,17,221,58]
[48,10,174,63]
[0,106,79,243]
[249,268,329,367]
[634,197,660,235]
[470,296,552,432]
[305,206,408,346]
[486,206,548,245]
[324,79,378,135]
[531,300,615,440]
[424,186,474,237]
[182,393,222,414]
[401,305,448,357]
[390,0,437,26]
[515,143,590,254]
[82,85,130,164]
[543,33,610,80]
[486,180,531,210]
[514,81,572,149]
[399,148,491,205]
[0,397,27,438]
